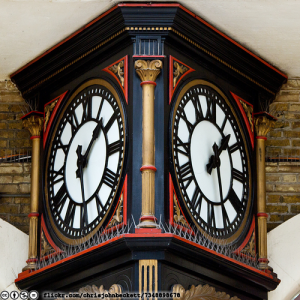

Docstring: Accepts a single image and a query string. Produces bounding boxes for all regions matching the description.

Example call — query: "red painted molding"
[30,135,41,140]
[258,258,269,263]
[139,216,157,222]
[135,228,162,234]
[256,136,267,140]
[230,92,254,149]
[140,165,157,172]
[28,213,39,218]
[140,81,157,87]
[169,56,195,104]
[43,91,68,149]
[103,56,128,104]
[20,111,44,120]
[257,213,268,218]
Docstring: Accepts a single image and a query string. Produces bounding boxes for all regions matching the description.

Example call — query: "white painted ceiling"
[1,0,300,80]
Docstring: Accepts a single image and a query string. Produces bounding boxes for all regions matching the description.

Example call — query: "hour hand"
[218,134,231,155]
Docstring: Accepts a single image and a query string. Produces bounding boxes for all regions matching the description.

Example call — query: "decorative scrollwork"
[109,61,125,87]
[40,231,55,257]
[44,99,58,131]
[172,284,240,300]
[241,232,256,257]
[173,194,189,227]
[239,100,253,132]
[173,62,188,87]
[107,194,123,228]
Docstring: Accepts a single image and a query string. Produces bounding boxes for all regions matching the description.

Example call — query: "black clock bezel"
[169,79,253,245]
[43,78,128,246]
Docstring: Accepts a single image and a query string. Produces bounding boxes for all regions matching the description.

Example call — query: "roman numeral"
[67,113,79,134]
[174,136,190,157]
[191,97,203,122]
[64,201,76,228]
[192,186,203,215]
[206,97,216,123]
[82,97,92,122]
[228,143,240,153]
[228,189,243,213]
[207,203,216,229]
[107,140,122,156]
[50,166,64,182]
[104,111,117,133]
[178,161,193,188]
[180,110,193,133]
[102,168,117,188]
[95,194,104,215]
[81,205,88,228]
[96,97,104,121]
[54,194,68,215]
[221,116,228,132]
[221,204,230,229]
[232,168,244,183]
[56,140,69,154]
[53,183,67,204]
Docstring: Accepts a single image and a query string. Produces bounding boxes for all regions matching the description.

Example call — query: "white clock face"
[171,81,251,241]
[45,80,126,243]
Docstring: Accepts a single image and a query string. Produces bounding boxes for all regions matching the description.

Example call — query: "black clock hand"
[76,145,88,227]
[213,144,224,203]
[82,118,103,168]
[206,134,231,174]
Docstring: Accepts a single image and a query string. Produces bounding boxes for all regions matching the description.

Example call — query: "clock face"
[44,79,126,245]
[171,80,252,242]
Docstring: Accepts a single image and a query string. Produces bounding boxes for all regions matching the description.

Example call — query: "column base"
[137,215,160,229]
[22,260,37,271]
[258,258,269,271]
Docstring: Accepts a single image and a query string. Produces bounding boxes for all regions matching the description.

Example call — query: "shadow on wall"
[268,214,300,300]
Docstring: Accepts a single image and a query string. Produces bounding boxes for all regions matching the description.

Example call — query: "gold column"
[22,113,43,271]
[135,60,162,228]
[254,113,276,271]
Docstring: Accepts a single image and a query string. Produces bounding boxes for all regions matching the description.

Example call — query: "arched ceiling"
[1,0,299,80]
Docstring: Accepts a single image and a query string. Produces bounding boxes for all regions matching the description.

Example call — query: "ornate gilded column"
[134,60,162,228]
[21,112,43,271]
[254,112,276,271]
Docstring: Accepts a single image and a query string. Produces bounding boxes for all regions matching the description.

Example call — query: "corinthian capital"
[134,60,163,83]
[254,112,276,137]
[22,112,44,137]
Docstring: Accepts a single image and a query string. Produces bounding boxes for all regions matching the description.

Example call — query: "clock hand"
[82,118,103,168]
[206,134,230,174]
[76,145,88,227]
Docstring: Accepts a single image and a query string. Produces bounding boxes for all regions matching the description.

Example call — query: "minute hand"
[82,118,103,167]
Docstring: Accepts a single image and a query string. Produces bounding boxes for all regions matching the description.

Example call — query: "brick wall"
[266,79,300,231]
[0,80,31,234]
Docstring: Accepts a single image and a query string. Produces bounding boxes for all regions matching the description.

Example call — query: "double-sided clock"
[44,79,127,245]
[170,80,252,243]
